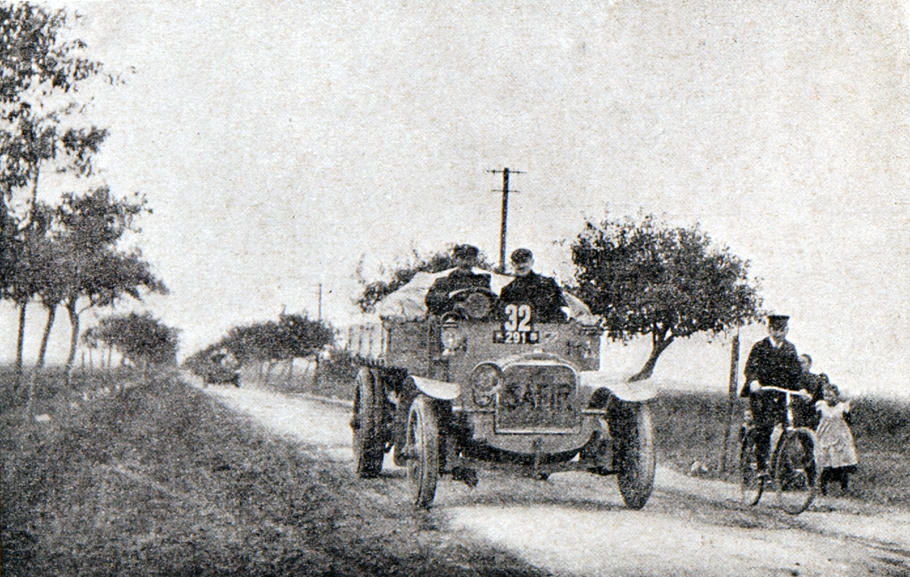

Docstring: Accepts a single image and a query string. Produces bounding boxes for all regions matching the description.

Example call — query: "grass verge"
[1,371,547,577]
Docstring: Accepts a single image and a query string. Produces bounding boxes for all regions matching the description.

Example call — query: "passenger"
[498,248,568,323]
[424,244,492,316]
[815,381,859,495]
[740,314,803,476]
[794,353,826,429]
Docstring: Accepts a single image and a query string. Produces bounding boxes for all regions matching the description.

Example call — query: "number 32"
[503,304,532,332]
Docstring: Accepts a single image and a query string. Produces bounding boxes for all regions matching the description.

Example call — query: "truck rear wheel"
[352,368,384,478]
[613,402,656,509]
[406,395,439,508]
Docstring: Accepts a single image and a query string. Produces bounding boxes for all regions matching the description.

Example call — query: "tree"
[356,245,493,313]
[1,2,114,383]
[186,314,334,384]
[55,188,167,381]
[276,312,334,359]
[3,201,50,376]
[571,213,762,381]
[91,312,179,370]
[32,226,69,368]
[1,2,110,198]
[81,325,101,369]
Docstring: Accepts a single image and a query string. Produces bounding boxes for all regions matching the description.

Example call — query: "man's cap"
[767,314,790,329]
[452,244,479,259]
[510,248,533,263]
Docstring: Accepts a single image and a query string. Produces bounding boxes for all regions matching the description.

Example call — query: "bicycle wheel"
[775,430,818,515]
[739,427,765,506]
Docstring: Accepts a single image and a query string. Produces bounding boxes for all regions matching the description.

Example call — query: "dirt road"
[198,381,910,577]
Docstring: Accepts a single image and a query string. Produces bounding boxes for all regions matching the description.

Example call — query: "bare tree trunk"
[15,300,27,383]
[628,336,674,382]
[17,166,39,391]
[64,299,80,386]
[36,304,57,368]
[285,357,294,384]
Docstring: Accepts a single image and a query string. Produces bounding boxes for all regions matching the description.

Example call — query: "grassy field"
[652,389,910,508]
[1,368,547,577]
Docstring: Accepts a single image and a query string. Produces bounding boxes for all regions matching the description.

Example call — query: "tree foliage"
[1,1,110,197]
[356,245,493,313]
[54,187,167,378]
[90,311,180,368]
[185,313,334,381]
[571,213,762,381]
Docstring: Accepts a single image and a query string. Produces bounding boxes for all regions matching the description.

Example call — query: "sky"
[3,0,909,397]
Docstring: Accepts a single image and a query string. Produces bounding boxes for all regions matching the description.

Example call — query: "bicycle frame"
[740,386,819,514]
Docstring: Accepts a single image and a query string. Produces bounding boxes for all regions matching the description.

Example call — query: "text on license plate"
[492,330,539,344]
[499,381,573,411]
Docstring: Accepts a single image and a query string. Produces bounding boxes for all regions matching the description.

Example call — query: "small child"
[814,381,858,495]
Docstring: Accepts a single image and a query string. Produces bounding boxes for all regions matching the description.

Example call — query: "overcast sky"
[3,1,909,397]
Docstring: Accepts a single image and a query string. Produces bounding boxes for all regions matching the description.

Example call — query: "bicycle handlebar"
[750,385,812,400]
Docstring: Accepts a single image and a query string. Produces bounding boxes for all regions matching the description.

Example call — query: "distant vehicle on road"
[348,267,657,508]
[197,349,241,388]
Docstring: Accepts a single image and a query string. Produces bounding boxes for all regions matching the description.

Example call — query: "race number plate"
[493,303,538,345]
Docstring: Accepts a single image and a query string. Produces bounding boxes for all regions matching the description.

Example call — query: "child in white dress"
[815,382,858,495]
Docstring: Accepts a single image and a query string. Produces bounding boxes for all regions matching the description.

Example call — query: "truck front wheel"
[406,395,439,508]
[612,402,656,509]
[352,368,384,478]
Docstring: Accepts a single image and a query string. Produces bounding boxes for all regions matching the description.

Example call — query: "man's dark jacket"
[740,337,802,427]
[498,271,567,323]
[424,269,492,315]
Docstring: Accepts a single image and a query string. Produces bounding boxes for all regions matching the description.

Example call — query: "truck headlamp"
[470,362,502,407]
[440,318,466,356]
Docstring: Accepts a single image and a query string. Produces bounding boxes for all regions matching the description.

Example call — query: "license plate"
[495,366,578,432]
[492,330,539,344]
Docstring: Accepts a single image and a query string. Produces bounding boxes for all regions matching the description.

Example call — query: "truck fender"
[579,371,657,403]
[406,375,461,401]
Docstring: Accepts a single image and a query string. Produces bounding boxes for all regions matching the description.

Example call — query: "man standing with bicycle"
[740,314,803,476]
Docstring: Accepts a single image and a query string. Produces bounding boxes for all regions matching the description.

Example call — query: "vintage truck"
[348,267,657,508]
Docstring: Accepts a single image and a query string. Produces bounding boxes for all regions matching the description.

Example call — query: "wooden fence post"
[721,331,740,473]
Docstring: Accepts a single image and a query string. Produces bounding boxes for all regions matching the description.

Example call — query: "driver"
[498,248,568,323]
[424,244,492,316]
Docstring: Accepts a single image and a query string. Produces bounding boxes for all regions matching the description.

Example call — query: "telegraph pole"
[489,167,523,272]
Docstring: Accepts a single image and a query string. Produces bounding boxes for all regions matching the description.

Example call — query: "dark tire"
[352,368,384,478]
[613,402,656,509]
[406,395,439,508]
[775,430,817,515]
[739,427,765,506]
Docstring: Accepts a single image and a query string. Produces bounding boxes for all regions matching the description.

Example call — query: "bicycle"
[739,386,818,514]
